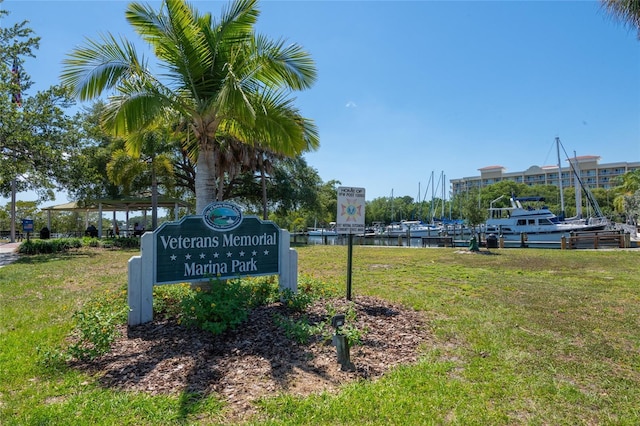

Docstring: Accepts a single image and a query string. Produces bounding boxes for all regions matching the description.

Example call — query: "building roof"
[571,155,601,162]
[478,165,506,171]
[42,196,191,212]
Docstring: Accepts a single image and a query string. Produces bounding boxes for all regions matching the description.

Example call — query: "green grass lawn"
[1,245,639,425]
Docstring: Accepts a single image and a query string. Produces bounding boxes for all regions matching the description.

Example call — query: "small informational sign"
[336,186,366,235]
[22,219,34,233]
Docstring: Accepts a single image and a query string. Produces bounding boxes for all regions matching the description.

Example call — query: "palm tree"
[601,0,640,38]
[212,137,282,218]
[612,169,640,214]
[106,130,175,229]
[61,0,318,214]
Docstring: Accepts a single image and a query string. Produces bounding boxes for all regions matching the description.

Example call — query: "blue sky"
[2,0,639,205]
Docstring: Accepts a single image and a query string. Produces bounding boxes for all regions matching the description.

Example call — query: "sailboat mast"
[391,189,394,222]
[431,170,435,222]
[556,137,565,219]
[441,171,445,219]
[574,150,583,218]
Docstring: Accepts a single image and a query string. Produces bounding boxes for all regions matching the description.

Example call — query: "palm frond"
[602,0,640,38]
[252,88,319,155]
[100,75,173,137]
[253,34,317,90]
[61,33,146,101]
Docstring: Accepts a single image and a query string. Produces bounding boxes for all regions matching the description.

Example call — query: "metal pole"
[556,137,565,219]
[346,233,353,300]
[10,179,16,243]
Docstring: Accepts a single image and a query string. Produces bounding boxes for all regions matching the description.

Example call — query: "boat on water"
[307,222,338,236]
[307,228,338,236]
[380,220,441,238]
[485,196,609,242]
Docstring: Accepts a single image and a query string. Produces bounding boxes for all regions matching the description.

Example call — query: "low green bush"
[82,236,100,247]
[273,314,324,344]
[153,283,192,321]
[180,278,254,334]
[39,287,128,364]
[274,299,366,345]
[102,237,140,249]
[18,238,83,254]
[244,275,281,307]
[18,237,139,255]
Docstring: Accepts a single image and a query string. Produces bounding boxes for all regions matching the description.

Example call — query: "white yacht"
[485,196,608,242]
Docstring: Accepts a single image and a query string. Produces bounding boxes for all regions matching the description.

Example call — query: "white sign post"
[336,186,365,300]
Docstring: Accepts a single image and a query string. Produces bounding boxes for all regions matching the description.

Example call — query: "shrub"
[67,306,125,360]
[325,301,365,346]
[82,236,100,247]
[65,288,128,361]
[102,237,140,249]
[273,314,323,344]
[280,288,315,312]
[180,278,253,334]
[18,238,83,255]
[244,276,280,308]
[274,299,366,346]
[153,283,192,320]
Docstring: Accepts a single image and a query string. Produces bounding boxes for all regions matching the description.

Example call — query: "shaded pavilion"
[41,196,191,237]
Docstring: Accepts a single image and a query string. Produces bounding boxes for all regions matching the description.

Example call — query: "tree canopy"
[1,4,82,201]
[61,0,319,215]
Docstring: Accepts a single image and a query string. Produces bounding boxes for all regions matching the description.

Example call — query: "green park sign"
[155,215,279,284]
[128,202,298,326]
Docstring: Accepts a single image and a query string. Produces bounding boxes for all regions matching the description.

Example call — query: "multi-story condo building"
[450,156,640,196]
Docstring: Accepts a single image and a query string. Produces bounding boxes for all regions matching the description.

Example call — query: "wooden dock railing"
[566,230,629,249]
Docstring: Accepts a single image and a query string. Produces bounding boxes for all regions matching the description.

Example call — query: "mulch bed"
[72,296,432,422]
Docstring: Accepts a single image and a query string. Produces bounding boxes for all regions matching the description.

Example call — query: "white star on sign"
[199,253,206,259]
[226,252,233,258]
[239,251,245,257]
[252,250,257,256]
[213,252,219,258]
[170,254,177,261]
[263,250,269,255]
[185,253,191,260]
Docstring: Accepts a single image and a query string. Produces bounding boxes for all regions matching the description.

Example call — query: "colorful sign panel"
[154,206,280,284]
[22,219,34,233]
[336,186,366,234]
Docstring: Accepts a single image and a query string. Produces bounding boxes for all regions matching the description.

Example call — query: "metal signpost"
[336,186,365,300]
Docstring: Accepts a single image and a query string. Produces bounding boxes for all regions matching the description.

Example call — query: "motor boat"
[485,196,608,242]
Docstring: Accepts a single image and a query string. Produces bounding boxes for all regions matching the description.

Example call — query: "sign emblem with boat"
[202,202,243,231]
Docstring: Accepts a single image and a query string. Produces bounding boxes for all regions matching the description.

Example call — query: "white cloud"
[345,101,357,108]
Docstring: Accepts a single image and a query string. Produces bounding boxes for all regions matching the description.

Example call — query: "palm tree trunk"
[151,166,158,230]
[216,167,225,202]
[195,143,217,214]
[259,156,268,220]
